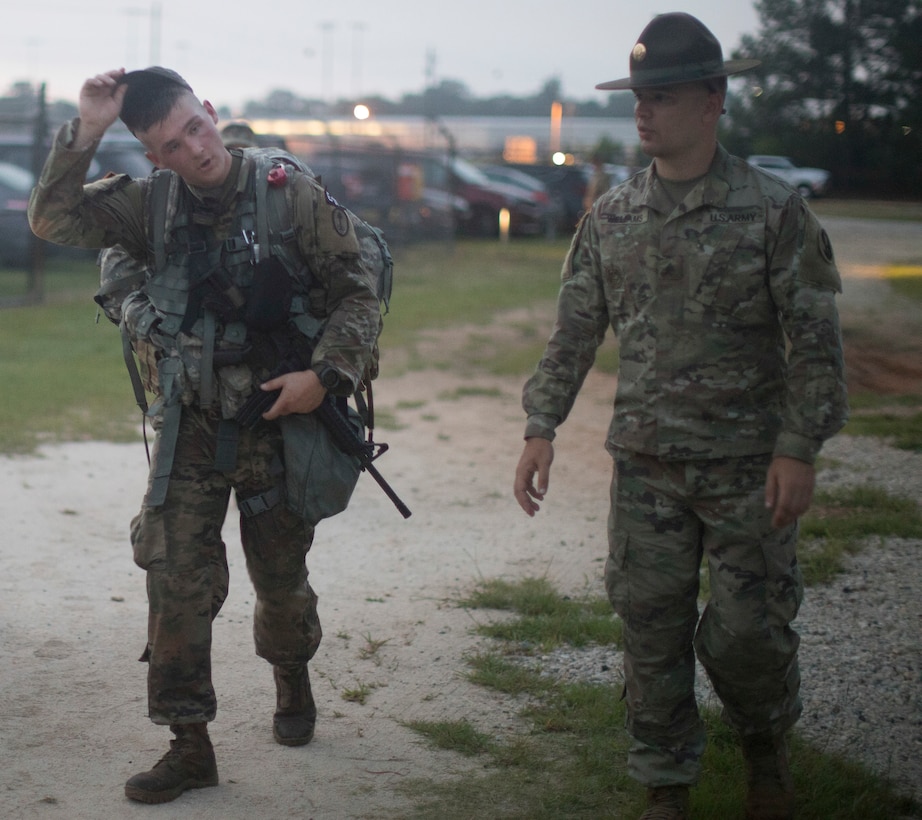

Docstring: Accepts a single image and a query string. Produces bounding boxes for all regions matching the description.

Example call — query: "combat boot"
[124,722,218,804]
[741,732,795,820]
[638,784,690,819]
[273,663,316,746]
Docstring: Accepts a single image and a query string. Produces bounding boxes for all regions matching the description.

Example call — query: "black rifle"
[235,354,411,520]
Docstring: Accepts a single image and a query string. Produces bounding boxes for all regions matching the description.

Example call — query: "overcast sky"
[1,1,760,113]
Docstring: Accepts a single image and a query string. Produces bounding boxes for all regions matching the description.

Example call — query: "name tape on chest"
[601,208,763,226]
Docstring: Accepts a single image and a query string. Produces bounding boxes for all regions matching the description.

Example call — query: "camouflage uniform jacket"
[523,145,848,464]
[29,120,381,417]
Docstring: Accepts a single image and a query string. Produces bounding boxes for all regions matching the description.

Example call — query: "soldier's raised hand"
[75,69,128,148]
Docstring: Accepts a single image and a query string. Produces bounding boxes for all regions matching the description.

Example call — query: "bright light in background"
[552,152,566,166]
[498,207,510,242]
[353,103,370,120]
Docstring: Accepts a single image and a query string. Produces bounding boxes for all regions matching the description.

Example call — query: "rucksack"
[244,146,392,339]
[235,147,394,438]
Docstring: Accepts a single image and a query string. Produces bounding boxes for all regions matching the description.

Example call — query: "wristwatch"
[314,365,342,391]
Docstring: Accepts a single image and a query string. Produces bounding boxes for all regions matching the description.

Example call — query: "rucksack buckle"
[239,228,261,264]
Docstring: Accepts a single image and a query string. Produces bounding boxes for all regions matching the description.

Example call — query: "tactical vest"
[142,151,309,407]
[141,148,392,403]
[123,148,392,507]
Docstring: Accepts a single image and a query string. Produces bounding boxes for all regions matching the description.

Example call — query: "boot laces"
[640,786,689,820]
[640,808,687,820]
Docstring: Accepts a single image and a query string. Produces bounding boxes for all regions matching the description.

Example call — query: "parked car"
[501,163,590,234]
[0,158,97,269]
[746,155,830,198]
[439,157,551,238]
[0,133,153,182]
[297,144,468,242]
[0,160,34,267]
[88,137,155,181]
[480,164,562,236]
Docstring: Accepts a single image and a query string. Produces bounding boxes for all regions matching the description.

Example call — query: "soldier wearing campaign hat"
[594,11,761,90]
[514,13,847,820]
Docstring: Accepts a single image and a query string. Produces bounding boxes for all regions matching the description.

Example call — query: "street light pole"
[150,1,162,64]
[351,21,366,98]
[319,21,335,105]
[122,3,161,66]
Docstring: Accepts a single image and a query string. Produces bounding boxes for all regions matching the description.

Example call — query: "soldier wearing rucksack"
[29,66,387,804]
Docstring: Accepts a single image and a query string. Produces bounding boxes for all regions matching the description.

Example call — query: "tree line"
[724,0,921,196]
[241,1,921,197]
[3,1,918,196]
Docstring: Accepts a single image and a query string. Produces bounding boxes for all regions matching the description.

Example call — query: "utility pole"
[122,3,162,65]
[351,21,366,98]
[320,21,335,105]
[150,1,162,64]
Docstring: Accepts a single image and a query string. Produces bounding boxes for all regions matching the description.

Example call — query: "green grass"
[402,718,496,757]
[341,681,377,704]
[396,576,921,820]
[0,251,100,301]
[384,239,568,339]
[0,241,577,454]
[378,238,613,375]
[843,408,922,451]
[798,484,922,584]
[461,576,622,650]
[0,258,143,453]
[810,198,922,222]
[841,393,922,451]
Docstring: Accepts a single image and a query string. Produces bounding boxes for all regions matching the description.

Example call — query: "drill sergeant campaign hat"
[595,12,760,90]
[117,66,195,132]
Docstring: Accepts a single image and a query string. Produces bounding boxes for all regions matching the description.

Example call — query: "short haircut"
[118,67,195,134]
[704,76,728,96]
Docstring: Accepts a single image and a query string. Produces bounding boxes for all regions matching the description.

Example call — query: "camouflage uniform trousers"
[130,405,321,725]
[604,450,804,787]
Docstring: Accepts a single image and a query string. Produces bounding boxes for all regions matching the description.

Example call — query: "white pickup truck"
[746,155,830,198]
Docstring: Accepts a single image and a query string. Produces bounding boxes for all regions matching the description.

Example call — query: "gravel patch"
[511,435,922,801]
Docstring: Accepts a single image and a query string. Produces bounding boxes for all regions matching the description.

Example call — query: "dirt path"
[1,214,919,819]
[0,366,615,820]
[822,216,922,396]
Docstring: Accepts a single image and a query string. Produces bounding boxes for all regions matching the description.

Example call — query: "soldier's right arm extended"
[28,120,147,258]
[522,215,610,435]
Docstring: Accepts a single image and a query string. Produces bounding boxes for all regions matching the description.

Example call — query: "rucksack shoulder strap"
[146,169,175,271]
[241,149,307,261]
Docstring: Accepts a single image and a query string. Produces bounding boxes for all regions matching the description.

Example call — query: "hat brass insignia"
[632,43,647,62]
